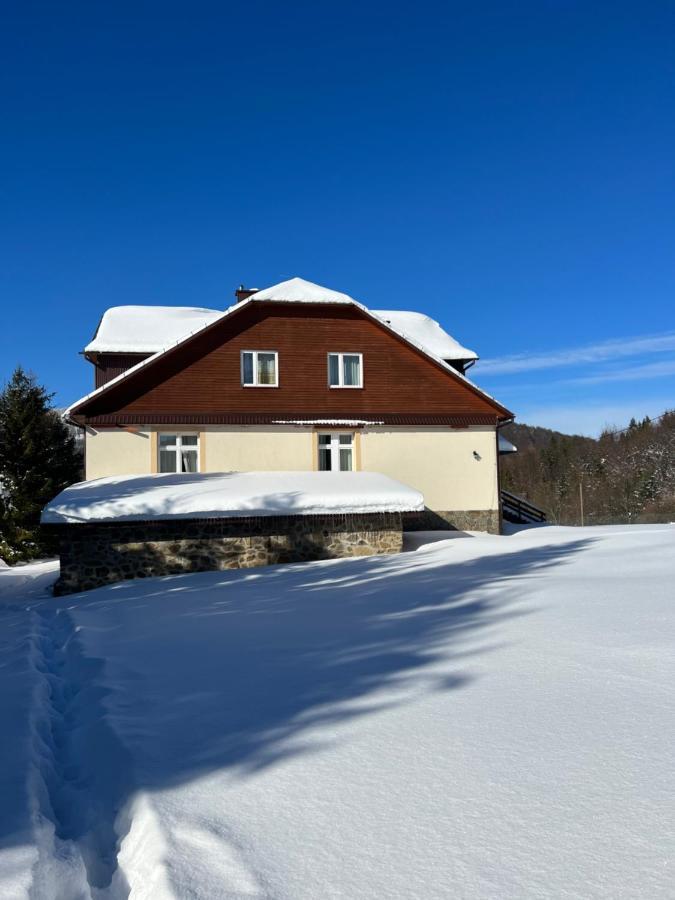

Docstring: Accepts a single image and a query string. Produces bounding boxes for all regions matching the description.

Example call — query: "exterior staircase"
[501,490,547,525]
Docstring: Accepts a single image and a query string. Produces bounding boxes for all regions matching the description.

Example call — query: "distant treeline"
[501,411,675,525]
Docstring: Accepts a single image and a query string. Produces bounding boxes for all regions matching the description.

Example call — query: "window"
[318,433,354,472]
[241,350,278,386]
[158,434,199,473]
[327,353,363,388]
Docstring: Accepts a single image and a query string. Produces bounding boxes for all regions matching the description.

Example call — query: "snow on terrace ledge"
[41,471,425,524]
[272,419,385,427]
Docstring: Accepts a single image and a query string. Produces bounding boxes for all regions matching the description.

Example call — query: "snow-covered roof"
[372,310,477,362]
[67,277,509,420]
[83,279,475,363]
[248,276,357,305]
[85,306,222,354]
[498,434,518,454]
[41,471,424,524]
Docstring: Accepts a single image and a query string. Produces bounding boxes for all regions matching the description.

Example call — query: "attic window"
[328,353,363,388]
[241,351,278,387]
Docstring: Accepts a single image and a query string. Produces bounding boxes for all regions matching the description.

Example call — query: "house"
[65,277,514,532]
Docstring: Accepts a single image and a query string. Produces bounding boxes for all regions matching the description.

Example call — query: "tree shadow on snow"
[67,536,593,783]
[0,535,594,890]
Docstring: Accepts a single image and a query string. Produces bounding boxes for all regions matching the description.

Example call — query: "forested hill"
[501,421,594,452]
[500,411,675,525]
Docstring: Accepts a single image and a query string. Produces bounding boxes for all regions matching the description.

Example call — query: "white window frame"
[327,352,363,389]
[317,432,355,472]
[157,432,200,473]
[241,350,279,387]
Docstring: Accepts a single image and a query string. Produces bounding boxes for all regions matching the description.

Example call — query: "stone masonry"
[403,507,501,534]
[49,512,404,595]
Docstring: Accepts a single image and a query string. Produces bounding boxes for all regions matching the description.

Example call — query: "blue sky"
[1,1,673,435]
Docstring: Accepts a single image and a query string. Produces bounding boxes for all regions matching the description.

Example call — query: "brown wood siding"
[94,353,152,388]
[77,304,510,420]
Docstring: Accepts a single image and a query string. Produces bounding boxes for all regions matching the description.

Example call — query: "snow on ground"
[41,471,424,524]
[0,561,64,898]
[1,524,673,899]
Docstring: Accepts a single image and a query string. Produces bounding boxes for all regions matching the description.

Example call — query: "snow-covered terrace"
[42,471,424,524]
[42,472,425,593]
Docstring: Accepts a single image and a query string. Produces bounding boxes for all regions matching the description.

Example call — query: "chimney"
[235,284,258,304]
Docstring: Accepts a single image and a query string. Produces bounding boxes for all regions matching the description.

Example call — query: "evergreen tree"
[0,367,82,561]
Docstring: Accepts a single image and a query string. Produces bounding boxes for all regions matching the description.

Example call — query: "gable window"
[241,350,278,387]
[328,353,362,388]
[158,434,199,473]
[318,432,354,472]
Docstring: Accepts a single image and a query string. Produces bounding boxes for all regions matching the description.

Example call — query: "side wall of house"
[204,427,314,472]
[360,426,499,514]
[85,427,313,478]
[85,425,499,531]
[85,428,154,478]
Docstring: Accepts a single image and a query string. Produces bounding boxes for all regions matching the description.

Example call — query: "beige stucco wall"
[360,426,499,511]
[85,426,314,480]
[85,425,498,512]
[204,427,314,472]
[85,428,153,479]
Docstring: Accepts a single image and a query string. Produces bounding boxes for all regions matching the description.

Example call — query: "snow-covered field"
[1,524,673,899]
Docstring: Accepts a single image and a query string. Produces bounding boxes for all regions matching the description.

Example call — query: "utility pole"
[579,479,584,527]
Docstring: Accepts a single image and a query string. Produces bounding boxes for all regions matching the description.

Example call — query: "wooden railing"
[501,490,547,524]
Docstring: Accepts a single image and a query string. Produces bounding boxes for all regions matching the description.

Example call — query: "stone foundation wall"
[50,512,403,595]
[403,508,501,534]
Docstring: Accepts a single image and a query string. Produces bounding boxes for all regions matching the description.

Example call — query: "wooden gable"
[72,302,511,423]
